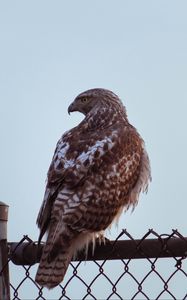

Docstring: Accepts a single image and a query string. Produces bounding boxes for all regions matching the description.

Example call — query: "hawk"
[35,88,151,289]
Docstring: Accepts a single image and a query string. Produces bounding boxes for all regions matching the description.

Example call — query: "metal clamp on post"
[0,201,10,300]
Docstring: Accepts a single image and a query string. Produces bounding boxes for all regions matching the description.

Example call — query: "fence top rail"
[9,229,187,266]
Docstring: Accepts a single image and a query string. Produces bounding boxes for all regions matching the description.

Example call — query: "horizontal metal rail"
[9,234,187,266]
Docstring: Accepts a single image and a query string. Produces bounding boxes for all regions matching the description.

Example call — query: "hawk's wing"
[37,128,118,242]
[36,136,68,243]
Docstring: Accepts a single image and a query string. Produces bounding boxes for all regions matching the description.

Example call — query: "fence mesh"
[2,229,187,300]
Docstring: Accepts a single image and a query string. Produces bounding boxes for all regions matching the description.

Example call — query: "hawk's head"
[68,88,123,116]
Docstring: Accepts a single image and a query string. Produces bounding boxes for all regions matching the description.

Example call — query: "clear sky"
[0,0,187,298]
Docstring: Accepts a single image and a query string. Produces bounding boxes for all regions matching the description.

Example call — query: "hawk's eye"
[81,97,88,103]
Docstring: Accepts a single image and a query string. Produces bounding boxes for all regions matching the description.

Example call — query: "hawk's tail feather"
[35,245,74,289]
[35,218,76,289]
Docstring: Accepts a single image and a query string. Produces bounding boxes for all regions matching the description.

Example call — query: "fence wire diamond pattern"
[1,229,187,299]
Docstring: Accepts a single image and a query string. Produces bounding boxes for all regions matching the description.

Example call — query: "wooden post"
[0,202,10,300]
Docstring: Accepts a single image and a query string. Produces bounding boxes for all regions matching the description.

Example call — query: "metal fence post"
[0,201,10,300]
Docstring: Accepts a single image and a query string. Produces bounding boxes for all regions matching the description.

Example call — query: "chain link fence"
[1,228,187,300]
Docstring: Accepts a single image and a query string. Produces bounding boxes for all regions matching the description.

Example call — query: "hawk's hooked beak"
[68,102,76,115]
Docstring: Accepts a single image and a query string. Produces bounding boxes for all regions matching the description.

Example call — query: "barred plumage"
[35,88,151,289]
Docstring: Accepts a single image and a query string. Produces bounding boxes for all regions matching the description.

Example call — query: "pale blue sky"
[1,1,187,298]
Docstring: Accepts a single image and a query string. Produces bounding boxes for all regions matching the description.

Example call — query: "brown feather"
[35,88,151,288]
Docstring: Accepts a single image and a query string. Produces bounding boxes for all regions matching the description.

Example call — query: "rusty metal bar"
[9,235,187,266]
[0,202,10,300]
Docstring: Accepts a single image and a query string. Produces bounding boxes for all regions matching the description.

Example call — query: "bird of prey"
[35,88,151,289]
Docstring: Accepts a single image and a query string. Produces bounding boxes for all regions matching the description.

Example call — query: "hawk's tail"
[35,223,75,289]
[35,245,73,289]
